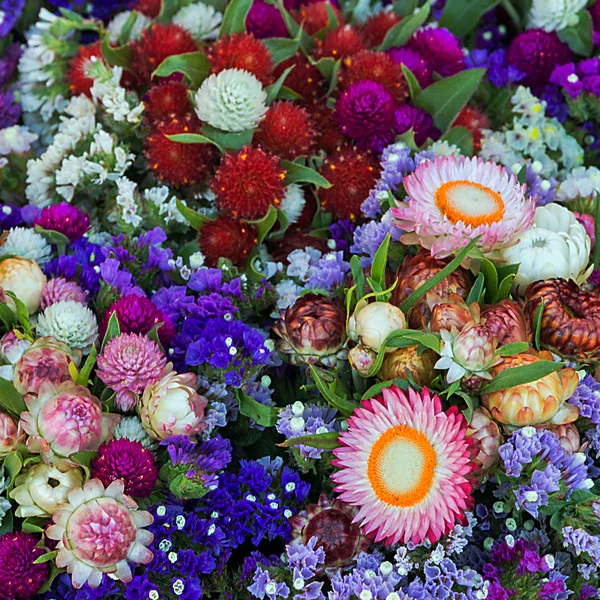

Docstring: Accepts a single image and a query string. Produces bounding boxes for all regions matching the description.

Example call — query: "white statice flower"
[428,140,461,157]
[0,126,38,155]
[37,300,99,353]
[173,2,222,40]
[280,184,305,225]
[189,252,205,269]
[55,155,87,201]
[90,65,144,123]
[107,10,151,43]
[275,280,303,311]
[0,227,52,264]
[527,0,586,32]
[144,186,186,225]
[114,416,157,449]
[115,176,142,227]
[556,166,600,202]
[195,69,267,132]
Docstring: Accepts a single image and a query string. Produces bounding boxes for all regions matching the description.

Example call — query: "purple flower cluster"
[34,202,90,242]
[407,26,466,78]
[551,59,600,99]
[569,374,600,425]
[467,48,525,88]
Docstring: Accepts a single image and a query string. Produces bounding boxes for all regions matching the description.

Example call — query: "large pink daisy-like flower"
[392,155,535,257]
[332,386,476,545]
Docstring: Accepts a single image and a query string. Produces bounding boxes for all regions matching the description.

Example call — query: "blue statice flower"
[350,210,401,267]
[328,220,356,256]
[285,249,349,292]
[100,257,144,296]
[525,161,558,206]
[152,285,198,324]
[188,267,243,298]
[569,374,600,425]
[0,0,25,37]
[0,89,20,130]
[287,537,326,590]
[0,205,23,231]
[43,573,121,599]
[249,568,290,600]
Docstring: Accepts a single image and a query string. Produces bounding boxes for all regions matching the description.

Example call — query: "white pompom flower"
[0,227,52,265]
[194,68,267,132]
[114,416,157,450]
[527,0,587,32]
[280,184,306,225]
[173,2,222,40]
[37,300,99,354]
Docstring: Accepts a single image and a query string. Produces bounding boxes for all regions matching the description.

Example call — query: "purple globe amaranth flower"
[246,0,288,38]
[334,80,397,152]
[394,104,440,147]
[387,47,433,88]
[0,532,48,599]
[34,202,91,242]
[0,0,25,37]
[0,90,20,130]
[408,26,466,77]
[41,277,88,309]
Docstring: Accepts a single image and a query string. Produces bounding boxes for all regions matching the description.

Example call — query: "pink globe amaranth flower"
[97,333,167,411]
[41,277,87,310]
[0,531,48,599]
[408,26,465,77]
[34,202,91,242]
[392,155,536,258]
[47,478,154,589]
[138,364,207,440]
[246,0,288,38]
[91,439,159,497]
[13,337,76,396]
[20,380,120,466]
[466,407,503,485]
[0,330,31,380]
[0,410,23,456]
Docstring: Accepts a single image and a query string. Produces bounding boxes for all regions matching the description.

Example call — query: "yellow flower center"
[435,180,505,227]
[367,425,437,507]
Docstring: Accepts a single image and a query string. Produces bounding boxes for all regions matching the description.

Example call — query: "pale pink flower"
[41,277,87,310]
[0,410,23,456]
[466,407,503,484]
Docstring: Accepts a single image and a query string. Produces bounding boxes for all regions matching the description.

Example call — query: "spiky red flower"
[318,146,380,220]
[208,33,274,86]
[316,25,365,59]
[130,24,198,86]
[341,50,407,102]
[144,114,217,187]
[144,80,192,124]
[131,0,161,18]
[198,215,257,267]
[66,41,103,98]
[294,1,341,35]
[307,103,347,154]
[255,101,317,159]
[454,105,490,153]
[274,52,325,102]
[212,146,286,219]
[362,11,402,48]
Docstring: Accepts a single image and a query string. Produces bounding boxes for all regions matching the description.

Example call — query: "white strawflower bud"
[37,300,98,353]
[114,416,157,449]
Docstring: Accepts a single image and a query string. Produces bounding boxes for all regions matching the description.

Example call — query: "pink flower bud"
[0,411,22,456]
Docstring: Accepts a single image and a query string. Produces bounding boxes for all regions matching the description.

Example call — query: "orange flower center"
[435,180,505,227]
[367,425,437,507]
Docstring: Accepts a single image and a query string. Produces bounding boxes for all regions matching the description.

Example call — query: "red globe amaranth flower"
[255,101,317,159]
[318,146,380,220]
[294,1,341,35]
[34,202,91,242]
[91,439,159,498]
[208,33,274,86]
[308,103,348,153]
[316,25,365,59]
[66,41,103,98]
[131,24,198,85]
[341,50,408,102]
[198,215,257,267]
[362,11,401,48]
[274,53,325,102]
[131,0,161,18]
[0,532,48,600]
[453,105,490,153]
[144,80,192,123]
[212,146,286,219]
[145,114,217,187]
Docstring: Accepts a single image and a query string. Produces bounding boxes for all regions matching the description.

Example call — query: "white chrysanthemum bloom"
[280,184,305,225]
[527,0,586,32]
[500,203,591,294]
[114,416,157,449]
[556,166,600,202]
[195,68,267,132]
[0,126,38,155]
[37,300,99,353]
[107,10,151,43]
[173,2,222,40]
[0,227,52,264]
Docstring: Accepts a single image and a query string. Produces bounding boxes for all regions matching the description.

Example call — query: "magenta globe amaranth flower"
[246,0,288,38]
[387,47,433,87]
[408,26,465,77]
[394,104,440,147]
[334,80,397,152]
[34,202,91,242]
[91,438,159,497]
[41,277,87,309]
[97,333,167,411]
[47,478,154,589]
[0,532,48,600]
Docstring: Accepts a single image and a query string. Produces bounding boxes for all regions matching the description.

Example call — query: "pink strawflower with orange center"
[392,155,535,257]
[332,386,476,545]
[96,333,167,412]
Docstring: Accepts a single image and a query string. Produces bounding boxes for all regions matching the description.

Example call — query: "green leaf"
[248,205,278,244]
[439,0,501,37]
[549,510,563,532]
[34,225,70,253]
[496,342,530,357]
[77,344,97,386]
[309,366,357,415]
[4,452,23,488]
[100,35,131,70]
[166,133,224,154]
[34,551,58,564]
[101,311,120,352]
[395,129,419,151]
[532,299,544,351]
[480,258,499,304]
[496,272,516,301]
[219,0,252,36]
[157,0,179,23]
[361,378,409,401]
[454,390,479,421]
[275,0,314,52]
[314,2,340,37]
[401,64,422,102]
[442,126,473,157]
[0,377,26,416]
[280,431,340,449]
[37,563,61,594]
[387,330,441,353]
[264,35,302,64]
[146,323,165,353]
[557,9,593,57]
[311,56,342,96]
[415,68,486,134]
[70,450,97,468]
[176,199,214,230]
[236,388,279,427]
[0,303,15,329]
[0,511,12,535]
[21,516,46,534]
[517,163,528,185]
[393,0,418,17]
[281,160,331,188]
[378,0,432,51]
[276,86,303,101]
[400,237,479,314]
[152,52,211,88]
[201,124,253,151]
[350,255,365,299]
[68,361,79,383]
[265,66,294,105]
[371,234,391,292]
[480,361,564,394]
[466,272,485,305]
[3,292,30,334]
[117,10,139,45]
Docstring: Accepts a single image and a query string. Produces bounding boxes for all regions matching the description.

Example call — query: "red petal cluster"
[199,214,258,267]
[131,0,162,18]
[66,41,103,98]
[275,52,325,102]
[454,105,490,153]
[144,80,192,124]
[307,103,347,154]
[316,25,365,59]
[361,11,401,48]
[294,1,341,35]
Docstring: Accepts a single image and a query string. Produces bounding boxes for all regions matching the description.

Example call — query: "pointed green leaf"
[496,342,530,357]
[439,0,501,37]
[219,0,253,36]
[465,272,485,305]
[0,377,26,417]
[157,0,179,23]
[442,126,473,156]
[371,233,391,291]
[350,255,365,299]
[533,299,545,351]
[0,510,12,535]
[0,303,15,329]
[176,199,214,230]
[393,0,418,17]
[101,311,120,352]
[265,65,294,104]
[152,52,211,88]
[480,258,499,304]
[309,366,357,415]
[557,9,593,57]
[201,124,254,151]
[117,10,139,45]
[34,225,70,253]
[378,0,432,51]
[236,389,279,427]
[280,431,340,449]
[401,64,422,102]
[166,133,224,154]
[275,0,315,51]
[264,35,302,64]
[70,450,97,468]
[395,129,419,151]
[4,452,23,488]
[77,344,97,386]
[100,35,131,70]
[481,361,564,394]
[248,205,278,244]
[281,160,331,187]
[34,551,59,565]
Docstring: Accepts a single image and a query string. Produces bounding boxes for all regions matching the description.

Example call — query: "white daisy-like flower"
[0,227,52,265]
[556,166,600,202]
[114,416,157,449]
[527,0,587,32]
[37,300,99,354]
[173,2,222,40]
[280,184,306,225]
[194,68,267,132]
[107,10,151,44]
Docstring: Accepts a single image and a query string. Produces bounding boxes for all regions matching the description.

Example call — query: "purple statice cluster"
[0,41,22,129]
[569,375,600,425]
[285,248,350,292]
[551,59,600,100]
[524,161,558,206]
[466,48,525,89]
[562,526,600,583]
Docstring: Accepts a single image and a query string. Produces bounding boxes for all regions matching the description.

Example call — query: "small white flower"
[0,126,38,155]
[265,582,277,595]
[176,515,186,529]
[173,2,222,40]
[156,506,167,517]
[524,491,539,502]
[189,252,206,269]
[0,227,51,264]
[37,300,98,353]
[280,184,306,225]
[290,417,305,432]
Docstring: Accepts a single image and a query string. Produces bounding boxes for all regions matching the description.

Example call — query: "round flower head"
[0,532,48,599]
[317,25,365,59]
[194,68,267,132]
[387,47,433,88]
[37,300,99,354]
[0,227,51,264]
[527,0,587,33]
[332,386,475,545]
[246,0,288,38]
[46,478,154,589]
[173,1,222,40]
[198,214,257,267]
[114,415,157,449]
[96,333,167,411]
[408,26,465,77]
[275,53,325,102]
[362,11,401,48]
[41,277,87,309]
[394,104,440,148]
[34,202,91,242]
[144,80,192,124]
[392,155,536,257]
